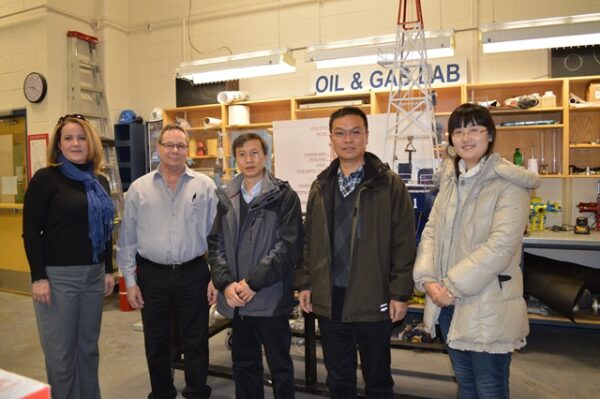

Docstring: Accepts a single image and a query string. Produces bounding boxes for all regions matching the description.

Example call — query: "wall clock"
[23,72,48,103]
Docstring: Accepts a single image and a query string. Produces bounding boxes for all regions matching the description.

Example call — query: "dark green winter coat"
[295,152,416,322]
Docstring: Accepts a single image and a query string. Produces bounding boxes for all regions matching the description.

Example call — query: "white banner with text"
[309,56,467,95]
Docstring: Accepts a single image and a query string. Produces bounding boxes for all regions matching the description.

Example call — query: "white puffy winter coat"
[413,153,540,353]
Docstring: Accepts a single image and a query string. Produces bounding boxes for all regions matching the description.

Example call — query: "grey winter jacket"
[209,171,303,319]
[413,154,540,353]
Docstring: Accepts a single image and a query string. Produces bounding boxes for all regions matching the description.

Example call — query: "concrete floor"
[0,291,599,398]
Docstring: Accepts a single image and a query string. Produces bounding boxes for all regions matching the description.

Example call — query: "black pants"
[318,316,394,399]
[138,258,211,399]
[231,312,294,399]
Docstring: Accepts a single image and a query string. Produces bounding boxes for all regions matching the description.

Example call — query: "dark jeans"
[138,258,212,399]
[317,316,394,399]
[231,312,294,399]
[439,306,512,399]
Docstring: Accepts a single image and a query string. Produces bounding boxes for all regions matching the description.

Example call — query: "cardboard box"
[0,369,50,399]
[587,83,600,102]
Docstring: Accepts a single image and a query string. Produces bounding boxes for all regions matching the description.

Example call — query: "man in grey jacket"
[209,132,303,399]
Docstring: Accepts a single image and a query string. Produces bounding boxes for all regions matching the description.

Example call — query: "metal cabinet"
[114,122,147,191]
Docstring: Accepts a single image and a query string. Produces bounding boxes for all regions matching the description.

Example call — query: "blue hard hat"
[117,109,137,124]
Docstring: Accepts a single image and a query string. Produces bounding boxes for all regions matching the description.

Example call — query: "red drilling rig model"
[576,180,600,232]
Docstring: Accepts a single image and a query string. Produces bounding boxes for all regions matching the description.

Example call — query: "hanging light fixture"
[176,48,296,84]
[306,30,455,69]
[481,13,600,54]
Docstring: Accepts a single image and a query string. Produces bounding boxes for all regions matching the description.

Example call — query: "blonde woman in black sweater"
[23,115,114,399]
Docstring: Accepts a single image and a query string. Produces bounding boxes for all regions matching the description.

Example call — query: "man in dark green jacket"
[295,106,416,399]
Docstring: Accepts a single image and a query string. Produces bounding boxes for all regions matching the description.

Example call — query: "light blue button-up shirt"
[116,166,218,288]
[241,177,263,203]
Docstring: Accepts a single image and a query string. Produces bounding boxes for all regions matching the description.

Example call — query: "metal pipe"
[129,0,315,33]
[0,5,91,28]
[0,5,45,21]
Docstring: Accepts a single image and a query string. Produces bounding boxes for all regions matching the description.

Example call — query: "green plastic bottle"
[513,148,523,166]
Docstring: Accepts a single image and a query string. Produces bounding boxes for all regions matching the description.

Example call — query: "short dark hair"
[447,103,496,174]
[329,106,368,133]
[232,132,269,156]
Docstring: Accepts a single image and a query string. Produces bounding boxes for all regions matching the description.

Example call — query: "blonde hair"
[47,116,105,175]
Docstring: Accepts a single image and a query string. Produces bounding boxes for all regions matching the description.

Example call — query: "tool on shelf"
[574,216,591,235]
[529,197,562,232]
[576,180,600,231]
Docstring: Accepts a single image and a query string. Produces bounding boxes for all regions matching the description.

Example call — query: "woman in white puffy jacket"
[413,103,540,399]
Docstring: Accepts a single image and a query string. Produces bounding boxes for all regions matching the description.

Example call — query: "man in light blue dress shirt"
[117,124,218,399]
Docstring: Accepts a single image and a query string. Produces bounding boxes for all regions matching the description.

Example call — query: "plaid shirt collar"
[337,165,365,198]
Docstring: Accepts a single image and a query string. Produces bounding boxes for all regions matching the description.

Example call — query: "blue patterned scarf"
[58,153,114,262]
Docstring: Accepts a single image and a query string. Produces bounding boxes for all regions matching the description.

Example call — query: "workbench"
[523,230,600,329]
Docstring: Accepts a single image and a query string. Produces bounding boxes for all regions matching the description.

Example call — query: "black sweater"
[22,166,113,282]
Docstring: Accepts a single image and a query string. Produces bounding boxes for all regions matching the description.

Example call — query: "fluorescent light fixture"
[306,30,454,69]
[481,13,600,53]
[177,48,296,84]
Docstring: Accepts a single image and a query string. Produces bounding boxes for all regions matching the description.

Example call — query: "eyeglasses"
[160,142,188,151]
[235,150,262,160]
[57,114,86,125]
[331,129,365,139]
[450,127,488,139]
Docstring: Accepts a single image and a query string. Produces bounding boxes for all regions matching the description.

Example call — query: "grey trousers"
[34,263,105,399]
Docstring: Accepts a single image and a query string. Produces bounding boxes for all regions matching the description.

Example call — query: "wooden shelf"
[539,174,566,178]
[466,78,565,90]
[226,122,273,129]
[190,155,216,160]
[568,174,600,179]
[528,312,600,327]
[234,98,290,106]
[496,124,563,131]
[164,104,221,113]
[569,144,600,148]
[410,301,600,328]
[0,203,23,210]
[569,105,600,112]
[490,107,563,115]
[390,337,447,352]
[188,126,220,133]
[224,98,291,126]
[295,104,370,114]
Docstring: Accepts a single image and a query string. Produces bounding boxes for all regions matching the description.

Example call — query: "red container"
[118,277,134,312]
